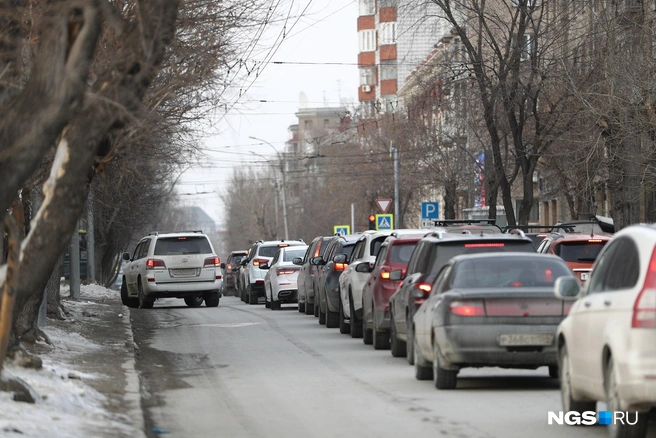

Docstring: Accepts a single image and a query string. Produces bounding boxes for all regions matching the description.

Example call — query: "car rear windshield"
[259,245,284,257]
[451,257,572,289]
[283,248,306,262]
[428,240,535,275]
[390,242,418,263]
[154,236,212,255]
[554,241,606,262]
[230,253,246,264]
[337,243,355,259]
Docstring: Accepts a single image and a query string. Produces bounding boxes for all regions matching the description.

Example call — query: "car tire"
[548,365,558,379]
[121,281,139,309]
[433,338,457,389]
[414,333,433,381]
[298,302,306,313]
[326,310,339,328]
[406,317,415,365]
[373,314,390,350]
[605,356,649,438]
[204,293,220,307]
[319,306,326,325]
[349,296,363,338]
[184,296,203,307]
[390,314,407,357]
[338,300,350,334]
[265,294,271,309]
[305,301,314,315]
[362,300,373,345]
[248,285,258,304]
[559,343,596,413]
[314,298,319,317]
[138,281,154,309]
[271,299,281,310]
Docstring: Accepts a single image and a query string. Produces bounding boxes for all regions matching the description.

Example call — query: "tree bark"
[46,254,65,320]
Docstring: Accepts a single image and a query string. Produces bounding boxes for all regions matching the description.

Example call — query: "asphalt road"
[131,296,654,438]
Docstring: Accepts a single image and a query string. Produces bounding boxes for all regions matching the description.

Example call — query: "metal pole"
[70,220,81,299]
[87,192,96,284]
[393,147,399,228]
[351,203,355,234]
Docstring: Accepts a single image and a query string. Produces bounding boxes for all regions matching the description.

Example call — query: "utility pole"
[70,221,80,300]
[392,147,399,227]
[87,192,96,284]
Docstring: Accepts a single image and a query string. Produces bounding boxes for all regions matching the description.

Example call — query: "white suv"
[120,231,222,309]
[242,240,306,304]
[554,224,656,438]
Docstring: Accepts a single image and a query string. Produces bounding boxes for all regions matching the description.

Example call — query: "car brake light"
[588,239,603,243]
[411,283,431,299]
[253,258,268,266]
[418,283,432,292]
[146,259,166,270]
[632,247,656,328]
[464,243,505,248]
[204,257,220,267]
[227,264,232,270]
[335,262,348,271]
[381,270,390,279]
[450,300,486,316]
[276,268,298,276]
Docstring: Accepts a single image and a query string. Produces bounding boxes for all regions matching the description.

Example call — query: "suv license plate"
[580,273,589,281]
[498,334,553,346]
[173,268,197,276]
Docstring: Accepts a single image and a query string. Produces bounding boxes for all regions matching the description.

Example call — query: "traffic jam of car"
[123,218,655,438]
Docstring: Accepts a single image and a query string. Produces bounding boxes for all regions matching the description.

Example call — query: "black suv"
[388,229,536,362]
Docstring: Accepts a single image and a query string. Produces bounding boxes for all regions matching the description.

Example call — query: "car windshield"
[427,240,535,275]
[283,248,306,262]
[554,241,606,262]
[451,257,572,289]
[390,242,418,263]
[154,236,212,255]
[259,245,284,257]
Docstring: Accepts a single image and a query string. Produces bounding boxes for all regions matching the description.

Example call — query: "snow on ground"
[0,284,140,438]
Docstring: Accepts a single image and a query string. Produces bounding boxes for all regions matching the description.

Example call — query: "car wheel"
[406,317,415,365]
[373,314,390,350]
[313,298,319,317]
[305,301,314,315]
[138,281,154,309]
[349,295,363,338]
[265,291,271,309]
[298,301,306,313]
[338,299,350,334]
[271,299,281,310]
[559,343,595,413]
[548,365,558,379]
[414,332,433,381]
[390,313,406,357]
[432,338,457,389]
[326,310,339,328]
[605,356,649,438]
[204,293,220,307]
[121,281,139,309]
[248,285,258,304]
[184,296,203,307]
[319,306,326,325]
[362,300,373,345]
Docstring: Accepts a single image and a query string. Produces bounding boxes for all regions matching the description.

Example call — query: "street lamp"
[249,136,289,241]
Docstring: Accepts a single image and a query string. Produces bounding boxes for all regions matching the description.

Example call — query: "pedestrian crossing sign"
[334,225,350,235]
[376,214,393,231]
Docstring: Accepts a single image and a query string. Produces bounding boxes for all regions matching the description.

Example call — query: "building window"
[359,29,376,52]
[513,33,536,61]
[380,60,397,81]
[324,119,330,128]
[360,67,376,85]
[304,120,313,130]
[359,0,375,15]
[378,22,397,45]
[379,0,398,8]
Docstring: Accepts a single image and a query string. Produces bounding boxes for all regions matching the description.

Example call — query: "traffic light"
[368,214,376,230]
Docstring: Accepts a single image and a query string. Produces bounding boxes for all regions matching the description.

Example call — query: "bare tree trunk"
[444,180,457,220]
[0,215,21,373]
[46,254,65,320]
[608,136,641,231]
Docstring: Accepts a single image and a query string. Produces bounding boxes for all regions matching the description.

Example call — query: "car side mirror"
[292,257,303,265]
[311,256,325,266]
[554,276,582,300]
[355,262,373,273]
[220,263,226,269]
[389,269,404,281]
[122,252,131,261]
[241,259,249,266]
[260,263,270,270]
[333,254,347,264]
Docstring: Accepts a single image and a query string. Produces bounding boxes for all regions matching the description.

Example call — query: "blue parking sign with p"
[422,202,439,219]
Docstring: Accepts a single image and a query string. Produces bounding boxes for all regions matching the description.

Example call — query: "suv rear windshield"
[154,236,212,255]
[230,253,247,264]
[283,248,306,262]
[338,243,355,260]
[428,240,535,275]
[259,245,284,258]
[390,243,418,263]
[554,241,606,262]
[452,257,572,289]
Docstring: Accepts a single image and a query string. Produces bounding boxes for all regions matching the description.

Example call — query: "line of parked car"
[225,219,655,438]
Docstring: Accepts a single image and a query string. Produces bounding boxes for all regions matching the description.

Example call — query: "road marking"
[192,322,263,328]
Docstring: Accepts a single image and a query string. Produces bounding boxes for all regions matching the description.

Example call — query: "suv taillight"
[253,258,268,266]
[335,262,348,271]
[146,259,166,270]
[450,300,485,316]
[380,268,390,280]
[204,257,220,267]
[632,248,656,328]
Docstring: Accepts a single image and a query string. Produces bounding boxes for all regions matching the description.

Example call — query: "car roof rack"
[507,228,527,238]
[148,230,203,236]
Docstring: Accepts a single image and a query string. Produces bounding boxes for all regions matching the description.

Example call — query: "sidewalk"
[0,284,146,438]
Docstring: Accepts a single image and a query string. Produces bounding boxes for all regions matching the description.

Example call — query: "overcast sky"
[176,0,359,227]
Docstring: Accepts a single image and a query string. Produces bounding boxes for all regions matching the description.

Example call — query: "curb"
[119,307,147,438]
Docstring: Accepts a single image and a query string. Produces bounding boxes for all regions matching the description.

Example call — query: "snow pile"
[0,284,140,438]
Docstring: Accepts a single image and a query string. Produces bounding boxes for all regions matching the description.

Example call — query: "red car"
[360,232,424,350]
